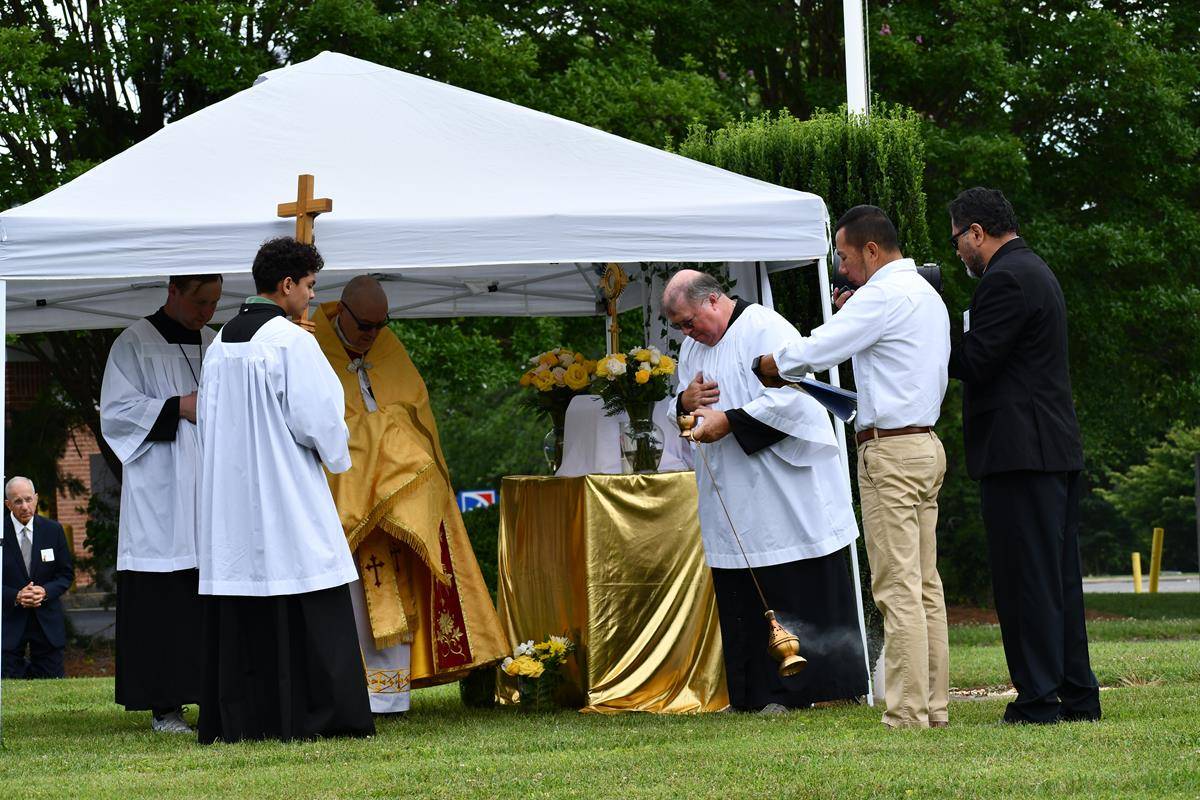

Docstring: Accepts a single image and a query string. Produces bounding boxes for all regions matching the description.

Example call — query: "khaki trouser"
[858,431,949,728]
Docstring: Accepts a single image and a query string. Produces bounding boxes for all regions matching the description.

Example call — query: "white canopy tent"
[0,51,871,717]
[0,51,832,331]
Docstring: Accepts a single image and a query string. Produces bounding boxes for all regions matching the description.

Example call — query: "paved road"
[1083,574,1199,594]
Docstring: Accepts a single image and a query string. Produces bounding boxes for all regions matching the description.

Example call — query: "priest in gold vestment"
[315,276,507,713]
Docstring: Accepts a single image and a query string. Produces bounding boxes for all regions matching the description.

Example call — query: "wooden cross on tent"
[276,173,332,331]
[277,174,332,244]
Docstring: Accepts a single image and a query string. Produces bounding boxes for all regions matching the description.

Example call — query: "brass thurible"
[680,413,809,679]
[765,610,807,677]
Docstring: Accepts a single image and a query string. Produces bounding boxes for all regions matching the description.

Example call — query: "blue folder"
[791,378,858,424]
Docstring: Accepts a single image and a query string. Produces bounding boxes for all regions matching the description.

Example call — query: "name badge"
[963,309,971,333]
[41,548,55,562]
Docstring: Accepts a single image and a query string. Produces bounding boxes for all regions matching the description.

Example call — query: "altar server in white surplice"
[195,237,372,744]
[663,269,866,713]
[100,273,222,734]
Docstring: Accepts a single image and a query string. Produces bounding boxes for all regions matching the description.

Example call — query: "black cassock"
[114,309,204,714]
[199,585,374,744]
[693,346,868,711]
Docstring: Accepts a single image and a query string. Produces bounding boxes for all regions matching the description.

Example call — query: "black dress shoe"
[1001,712,1058,725]
[1060,710,1101,723]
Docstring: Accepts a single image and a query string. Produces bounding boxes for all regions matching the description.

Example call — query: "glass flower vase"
[542,405,567,473]
[620,402,664,474]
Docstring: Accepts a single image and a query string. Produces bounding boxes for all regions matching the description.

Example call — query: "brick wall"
[5,361,47,411]
[56,426,98,574]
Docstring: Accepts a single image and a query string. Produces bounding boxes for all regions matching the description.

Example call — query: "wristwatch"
[751,355,765,378]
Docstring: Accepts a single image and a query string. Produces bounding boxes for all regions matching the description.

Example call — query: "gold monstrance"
[678,413,807,678]
[599,263,629,353]
[276,173,333,331]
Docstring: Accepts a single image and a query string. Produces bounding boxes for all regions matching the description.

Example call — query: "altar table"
[497,472,728,713]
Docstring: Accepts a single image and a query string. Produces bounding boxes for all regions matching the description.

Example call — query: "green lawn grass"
[1083,592,1200,620]
[1,594,1196,799]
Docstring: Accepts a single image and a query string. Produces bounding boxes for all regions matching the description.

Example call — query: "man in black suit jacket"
[947,187,1101,724]
[3,476,76,679]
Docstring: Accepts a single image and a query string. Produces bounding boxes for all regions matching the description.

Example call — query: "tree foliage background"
[3,0,1199,594]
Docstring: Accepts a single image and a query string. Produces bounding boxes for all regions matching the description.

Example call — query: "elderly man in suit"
[2,476,75,679]
[948,187,1100,724]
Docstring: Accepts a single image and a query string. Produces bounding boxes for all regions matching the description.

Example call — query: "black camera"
[830,253,942,294]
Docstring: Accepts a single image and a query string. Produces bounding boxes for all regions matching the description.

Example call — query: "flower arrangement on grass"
[502,635,576,710]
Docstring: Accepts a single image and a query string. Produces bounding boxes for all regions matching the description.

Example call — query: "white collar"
[867,257,916,284]
[10,513,32,535]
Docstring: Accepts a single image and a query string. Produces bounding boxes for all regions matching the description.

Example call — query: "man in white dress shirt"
[756,205,952,729]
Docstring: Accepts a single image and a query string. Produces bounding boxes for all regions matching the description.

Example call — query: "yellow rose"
[582,359,597,374]
[513,655,544,678]
[539,352,558,367]
[635,370,650,384]
[633,348,651,363]
[653,355,676,376]
[613,353,627,363]
[564,363,590,390]
[519,371,533,387]
[595,358,609,378]
[533,370,556,391]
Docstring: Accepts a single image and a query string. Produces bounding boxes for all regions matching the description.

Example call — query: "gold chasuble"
[314,303,507,686]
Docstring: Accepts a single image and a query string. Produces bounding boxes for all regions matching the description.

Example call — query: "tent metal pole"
[1,278,7,744]
[494,288,595,304]
[6,282,166,311]
[388,267,601,315]
[815,253,875,708]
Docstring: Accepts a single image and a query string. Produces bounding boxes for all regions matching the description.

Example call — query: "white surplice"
[673,303,858,569]
[196,315,358,596]
[100,318,215,572]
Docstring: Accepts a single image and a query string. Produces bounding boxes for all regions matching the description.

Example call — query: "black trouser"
[2,614,65,679]
[980,470,1100,723]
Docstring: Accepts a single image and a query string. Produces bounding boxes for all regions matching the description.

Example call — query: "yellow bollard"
[1131,552,1143,594]
[1149,527,1165,594]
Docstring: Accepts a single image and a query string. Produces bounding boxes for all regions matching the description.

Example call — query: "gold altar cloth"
[498,472,728,713]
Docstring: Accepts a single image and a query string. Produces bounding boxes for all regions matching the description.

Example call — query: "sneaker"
[151,709,194,734]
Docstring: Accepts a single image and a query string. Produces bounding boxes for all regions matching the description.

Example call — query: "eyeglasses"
[342,302,390,332]
[949,225,973,250]
[669,312,698,333]
[669,295,716,332]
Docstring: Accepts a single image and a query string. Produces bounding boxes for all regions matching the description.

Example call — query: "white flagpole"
[816,254,874,707]
[840,0,874,706]
[844,0,869,116]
